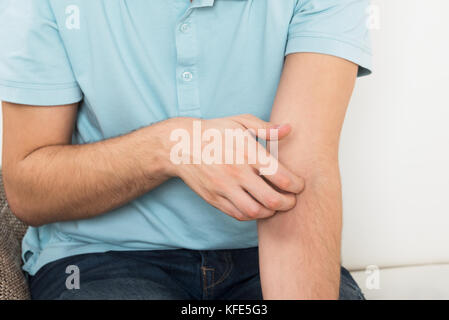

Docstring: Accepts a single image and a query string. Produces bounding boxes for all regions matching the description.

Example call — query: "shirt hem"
[0,81,83,106]
[285,34,373,77]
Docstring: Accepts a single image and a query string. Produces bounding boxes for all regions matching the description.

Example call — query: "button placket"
[180,23,190,33]
[182,71,193,82]
[175,8,202,118]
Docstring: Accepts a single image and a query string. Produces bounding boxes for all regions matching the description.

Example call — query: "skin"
[258,53,358,299]
[2,110,303,226]
[2,52,357,299]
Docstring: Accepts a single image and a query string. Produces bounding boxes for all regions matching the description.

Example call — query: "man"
[0,0,371,300]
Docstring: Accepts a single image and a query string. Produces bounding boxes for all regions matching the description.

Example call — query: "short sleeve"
[0,0,82,106]
[286,0,372,77]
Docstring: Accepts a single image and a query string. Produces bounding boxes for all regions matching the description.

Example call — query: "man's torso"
[21,0,298,275]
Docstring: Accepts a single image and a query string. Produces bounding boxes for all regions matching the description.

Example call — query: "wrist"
[151,117,197,178]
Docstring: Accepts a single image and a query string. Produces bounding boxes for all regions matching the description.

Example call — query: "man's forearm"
[257,52,358,299]
[258,165,342,299]
[3,119,175,226]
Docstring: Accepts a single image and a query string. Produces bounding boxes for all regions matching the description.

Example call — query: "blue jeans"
[28,247,365,300]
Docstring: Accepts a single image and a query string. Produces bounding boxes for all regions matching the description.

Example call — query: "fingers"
[183,114,305,222]
[232,114,291,141]
[229,115,304,195]
[242,173,297,212]
[227,187,276,221]
[214,196,247,220]
[254,157,305,194]
[270,123,292,140]
[259,124,291,141]
[232,114,271,130]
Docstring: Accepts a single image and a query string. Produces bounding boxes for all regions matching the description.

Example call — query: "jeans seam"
[206,252,233,289]
[201,266,214,298]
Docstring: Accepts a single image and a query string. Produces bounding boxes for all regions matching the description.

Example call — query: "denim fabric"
[29,247,364,300]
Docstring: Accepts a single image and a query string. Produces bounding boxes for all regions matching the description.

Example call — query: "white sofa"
[341,0,449,300]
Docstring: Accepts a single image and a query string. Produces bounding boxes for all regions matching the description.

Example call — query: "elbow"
[3,177,45,227]
[6,196,45,228]
[5,194,43,228]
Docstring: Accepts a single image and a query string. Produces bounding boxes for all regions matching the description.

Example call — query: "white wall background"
[340,0,449,270]
[0,0,448,296]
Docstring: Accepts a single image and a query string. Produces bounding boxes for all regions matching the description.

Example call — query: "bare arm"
[258,53,358,299]
[2,102,304,226]
[2,102,174,226]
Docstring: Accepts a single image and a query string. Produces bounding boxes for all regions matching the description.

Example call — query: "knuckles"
[223,164,244,180]
[242,203,264,219]
[264,195,282,210]
[276,175,292,191]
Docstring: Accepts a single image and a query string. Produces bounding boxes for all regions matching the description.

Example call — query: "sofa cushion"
[0,172,30,300]
[351,264,449,300]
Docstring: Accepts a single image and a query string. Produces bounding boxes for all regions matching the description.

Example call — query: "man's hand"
[2,101,303,226]
[165,115,305,221]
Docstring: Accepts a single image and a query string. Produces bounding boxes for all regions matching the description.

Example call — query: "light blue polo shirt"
[0,0,371,275]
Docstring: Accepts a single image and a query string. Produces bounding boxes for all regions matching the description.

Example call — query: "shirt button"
[180,23,190,33]
[182,71,193,82]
